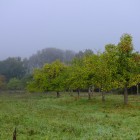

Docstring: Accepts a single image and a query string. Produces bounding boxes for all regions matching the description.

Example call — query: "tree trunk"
[137,84,139,95]
[88,87,91,100]
[102,92,105,102]
[77,89,80,98]
[57,91,60,98]
[124,86,128,104]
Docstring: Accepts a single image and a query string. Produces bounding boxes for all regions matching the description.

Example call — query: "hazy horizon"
[0,0,140,60]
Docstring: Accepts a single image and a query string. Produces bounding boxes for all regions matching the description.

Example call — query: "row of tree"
[27,34,140,104]
[0,34,140,104]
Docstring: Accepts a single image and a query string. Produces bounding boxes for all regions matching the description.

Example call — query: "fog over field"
[0,0,140,60]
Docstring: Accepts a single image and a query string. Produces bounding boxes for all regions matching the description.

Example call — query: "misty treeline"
[0,47,90,90]
[0,34,140,104]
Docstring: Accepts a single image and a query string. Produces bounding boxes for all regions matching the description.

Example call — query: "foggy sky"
[0,0,140,60]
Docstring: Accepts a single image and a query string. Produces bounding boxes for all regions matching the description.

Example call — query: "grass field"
[0,92,140,140]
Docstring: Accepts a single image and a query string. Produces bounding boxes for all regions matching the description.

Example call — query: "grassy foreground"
[0,92,140,140]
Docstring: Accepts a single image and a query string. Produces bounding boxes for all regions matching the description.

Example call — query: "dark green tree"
[0,57,26,80]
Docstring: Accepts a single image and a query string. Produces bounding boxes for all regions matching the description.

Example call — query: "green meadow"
[0,93,140,140]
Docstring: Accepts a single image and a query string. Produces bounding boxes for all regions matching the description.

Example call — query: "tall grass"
[0,92,140,140]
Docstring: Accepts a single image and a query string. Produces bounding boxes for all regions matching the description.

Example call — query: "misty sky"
[0,0,140,60]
